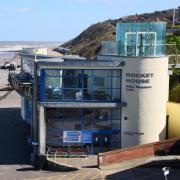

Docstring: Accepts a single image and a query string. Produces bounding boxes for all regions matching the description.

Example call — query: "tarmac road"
[0,91,104,180]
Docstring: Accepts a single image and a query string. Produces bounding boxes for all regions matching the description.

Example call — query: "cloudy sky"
[0,0,179,41]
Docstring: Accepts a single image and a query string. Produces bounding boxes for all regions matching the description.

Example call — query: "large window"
[46,108,121,147]
[41,69,121,102]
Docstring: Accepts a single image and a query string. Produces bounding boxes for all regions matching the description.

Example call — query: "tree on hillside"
[170,68,180,89]
[169,84,180,103]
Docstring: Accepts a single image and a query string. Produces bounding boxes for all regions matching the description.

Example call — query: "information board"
[63,131,81,143]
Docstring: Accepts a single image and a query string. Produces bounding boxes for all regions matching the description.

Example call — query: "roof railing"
[100,41,180,61]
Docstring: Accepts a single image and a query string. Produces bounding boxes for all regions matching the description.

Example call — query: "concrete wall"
[167,102,180,138]
[121,57,169,148]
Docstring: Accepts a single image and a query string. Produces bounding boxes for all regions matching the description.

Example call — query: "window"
[42,69,121,102]
[125,32,156,56]
[112,109,121,129]
[93,109,111,130]
[46,108,121,148]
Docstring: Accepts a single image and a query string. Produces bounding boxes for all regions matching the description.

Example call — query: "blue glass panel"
[93,70,112,77]
[116,22,166,57]
[42,69,122,102]
[63,88,82,101]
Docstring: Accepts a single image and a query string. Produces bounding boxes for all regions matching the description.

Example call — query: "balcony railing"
[101,41,120,56]
[100,41,180,62]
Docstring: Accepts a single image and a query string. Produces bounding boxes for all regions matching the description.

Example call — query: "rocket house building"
[9,22,169,162]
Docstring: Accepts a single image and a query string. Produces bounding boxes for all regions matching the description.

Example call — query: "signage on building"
[63,131,93,144]
[124,131,144,135]
[81,131,92,143]
[126,73,154,91]
[63,131,81,143]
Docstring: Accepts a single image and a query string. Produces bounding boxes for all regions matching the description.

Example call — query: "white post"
[65,154,67,165]
[39,105,46,155]
[55,150,57,163]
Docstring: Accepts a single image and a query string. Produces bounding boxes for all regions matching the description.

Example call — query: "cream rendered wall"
[121,57,169,148]
[167,102,180,138]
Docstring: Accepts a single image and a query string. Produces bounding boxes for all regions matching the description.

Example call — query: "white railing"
[100,41,180,63]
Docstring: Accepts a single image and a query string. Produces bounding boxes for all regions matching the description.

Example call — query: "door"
[92,133,111,154]
[125,32,156,56]
[101,134,111,152]
[136,32,156,56]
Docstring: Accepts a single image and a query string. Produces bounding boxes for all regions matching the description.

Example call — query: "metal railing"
[46,147,88,166]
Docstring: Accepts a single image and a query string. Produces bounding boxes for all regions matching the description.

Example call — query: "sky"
[0,0,179,42]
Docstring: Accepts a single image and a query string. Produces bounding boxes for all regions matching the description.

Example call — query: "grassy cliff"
[61,8,179,59]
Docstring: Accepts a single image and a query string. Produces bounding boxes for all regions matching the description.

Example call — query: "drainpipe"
[166,115,169,140]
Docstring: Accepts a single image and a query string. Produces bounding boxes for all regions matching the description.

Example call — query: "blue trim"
[40,69,45,101]
[62,74,64,101]
[92,109,94,129]
[92,70,94,101]
[82,70,84,100]
[45,75,121,78]
[41,100,122,103]
[80,109,83,130]
[110,109,112,129]
[120,70,122,103]
[81,129,120,134]
[111,70,113,101]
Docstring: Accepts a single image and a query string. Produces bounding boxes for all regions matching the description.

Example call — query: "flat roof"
[37,59,124,68]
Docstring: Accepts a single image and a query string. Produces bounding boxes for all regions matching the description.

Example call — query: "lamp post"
[172,0,176,27]
[162,167,170,180]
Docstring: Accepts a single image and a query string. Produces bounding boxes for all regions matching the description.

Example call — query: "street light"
[173,0,176,27]
[162,167,171,180]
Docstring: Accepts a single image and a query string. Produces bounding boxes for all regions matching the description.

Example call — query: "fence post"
[55,150,57,163]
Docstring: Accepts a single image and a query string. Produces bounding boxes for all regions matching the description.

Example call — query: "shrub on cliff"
[169,84,180,103]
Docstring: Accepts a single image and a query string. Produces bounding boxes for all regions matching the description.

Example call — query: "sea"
[0,41,62,60]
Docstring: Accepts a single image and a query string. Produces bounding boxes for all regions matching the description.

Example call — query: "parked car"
[9,64,16,71]
[4,62,10,69]
[0,62,16,70]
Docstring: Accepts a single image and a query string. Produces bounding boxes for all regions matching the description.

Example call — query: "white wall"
[121,57,169,148]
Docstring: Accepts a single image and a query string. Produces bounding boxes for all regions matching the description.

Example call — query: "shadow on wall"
[159,124,166,141]
[0,108,31,165]
[154,139,180,156]
[106,159,180,180]
[168,140,180,155]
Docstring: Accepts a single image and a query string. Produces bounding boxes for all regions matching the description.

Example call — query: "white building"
[9,22,169,166]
